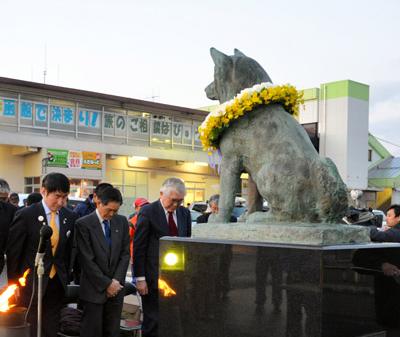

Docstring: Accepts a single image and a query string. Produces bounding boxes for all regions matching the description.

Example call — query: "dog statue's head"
[205,48,272,104]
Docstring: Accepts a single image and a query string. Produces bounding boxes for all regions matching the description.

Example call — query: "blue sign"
[79,110,100,128]
[51,106,62,123]
[3,99,16,117]
[21,102,33,119]
[35,103,48,122]
[63,107,74,125]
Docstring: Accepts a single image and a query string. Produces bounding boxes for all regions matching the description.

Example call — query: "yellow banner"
[82,152,102,170]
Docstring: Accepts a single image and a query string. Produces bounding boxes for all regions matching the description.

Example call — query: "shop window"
[185,181,205,205]
[110,169,148,198]
[24,176,41,193]
[110,169,148,217]
[69,179,100,199]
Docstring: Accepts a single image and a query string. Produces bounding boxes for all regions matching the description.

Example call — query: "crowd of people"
[0,174,191,337]
[1,173,400,337]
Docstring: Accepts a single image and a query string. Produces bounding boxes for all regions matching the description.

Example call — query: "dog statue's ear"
[234,48,246,57]
[210,48,231,67]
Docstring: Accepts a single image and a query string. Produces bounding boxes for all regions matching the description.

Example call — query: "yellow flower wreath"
[198,83,304,150]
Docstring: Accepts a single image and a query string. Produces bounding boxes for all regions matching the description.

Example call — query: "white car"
[372,209,387,227]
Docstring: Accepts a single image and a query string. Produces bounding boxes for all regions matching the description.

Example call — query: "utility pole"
[43,44,47,84]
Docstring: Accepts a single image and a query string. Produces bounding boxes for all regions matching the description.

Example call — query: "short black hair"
[98,187,123,205]
[388,204,400,217]
[27,192,43,206]
[42,173,70,194]
[9,192,19,201]
[94,182,113,198]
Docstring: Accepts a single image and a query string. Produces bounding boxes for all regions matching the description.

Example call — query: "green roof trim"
[320,80,369,101]
[302,87,319,101]
[199,104,218,112]
[369,133,392,159]
[369,177,400,189]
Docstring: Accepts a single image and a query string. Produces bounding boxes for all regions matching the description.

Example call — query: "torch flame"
[18,269,30,287]
[0,285,17,312]
[158,278,176,297]
[0,269,30,312]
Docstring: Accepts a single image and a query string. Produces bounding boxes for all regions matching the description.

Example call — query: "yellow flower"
[200,83,302,149]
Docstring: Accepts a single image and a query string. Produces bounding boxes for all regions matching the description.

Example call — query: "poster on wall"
[82,152,102,170]
[47,149,69,167]
[68,151,82,169]
[46,148,102,170]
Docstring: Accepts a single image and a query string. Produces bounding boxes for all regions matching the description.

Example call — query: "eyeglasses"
[170,198,184,205]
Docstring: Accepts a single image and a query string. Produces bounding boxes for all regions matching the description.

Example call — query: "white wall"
[346,98,369,189]
[318,96,368,189]
[392,190,400,204]
[299,100,318,124]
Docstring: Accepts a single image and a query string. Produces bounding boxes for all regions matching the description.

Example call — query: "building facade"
[0,77,219,215]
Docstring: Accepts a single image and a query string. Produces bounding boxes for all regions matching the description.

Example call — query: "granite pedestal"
[159,237,400,337]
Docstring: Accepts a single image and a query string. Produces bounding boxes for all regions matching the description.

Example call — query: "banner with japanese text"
[46,149,102,170]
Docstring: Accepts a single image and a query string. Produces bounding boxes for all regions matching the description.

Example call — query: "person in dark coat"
[134,177,192,337]
[26,192,43,206]
[73,183,113,218]
[6,173,78,337]
[76,186,130,337]
[0,178,17,274]
[364,204,400,328]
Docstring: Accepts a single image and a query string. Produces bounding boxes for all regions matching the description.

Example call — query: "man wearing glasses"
[134,177,191,337]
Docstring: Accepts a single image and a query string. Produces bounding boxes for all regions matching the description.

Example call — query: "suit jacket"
[75,212,130,304]
[0,201,17,273]
[6,202,77,304]
[370,224,400,242]
[134,200,191,289]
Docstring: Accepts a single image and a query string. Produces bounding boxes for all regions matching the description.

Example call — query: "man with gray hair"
[197,194,237,224]
[0,178,17,274]
[134,177,191,337]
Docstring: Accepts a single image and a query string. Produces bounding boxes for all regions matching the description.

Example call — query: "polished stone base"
[192,222,370,245]
[159,238,400,337]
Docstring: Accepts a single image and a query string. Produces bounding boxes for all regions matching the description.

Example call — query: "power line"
[375,136,400,149]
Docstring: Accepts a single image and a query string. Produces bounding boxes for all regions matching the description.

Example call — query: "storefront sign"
[82,152,102,170]
[68,151,82,168]
[0,96,202,148]
[47,148,102,170]
[47,149,69,167]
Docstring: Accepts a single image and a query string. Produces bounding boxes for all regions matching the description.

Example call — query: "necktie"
[49,211,59,279]
[168,212,178,236]
[103,220,112,246]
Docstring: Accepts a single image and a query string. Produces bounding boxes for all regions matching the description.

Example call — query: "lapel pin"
[63,218,67,225]
[66,230,71,238]
[38,215,44,222]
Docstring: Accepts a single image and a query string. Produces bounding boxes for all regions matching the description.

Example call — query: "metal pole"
[37,257,45,337]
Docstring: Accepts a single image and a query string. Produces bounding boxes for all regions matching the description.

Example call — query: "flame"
[0,269,30,312]
[0,285,18,312]
[18,269,30,287]
[158,278,176,297]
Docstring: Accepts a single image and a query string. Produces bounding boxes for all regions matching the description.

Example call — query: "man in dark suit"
[0,178,17,274]
[134,177,192,337]
[6,173,77,337]
[76,186,130,337]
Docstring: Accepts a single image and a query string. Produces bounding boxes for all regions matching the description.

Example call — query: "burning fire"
[158,278,176,297]
[0,269,30,312]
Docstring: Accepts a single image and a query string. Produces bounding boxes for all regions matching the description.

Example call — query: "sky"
[1,0,400,154]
